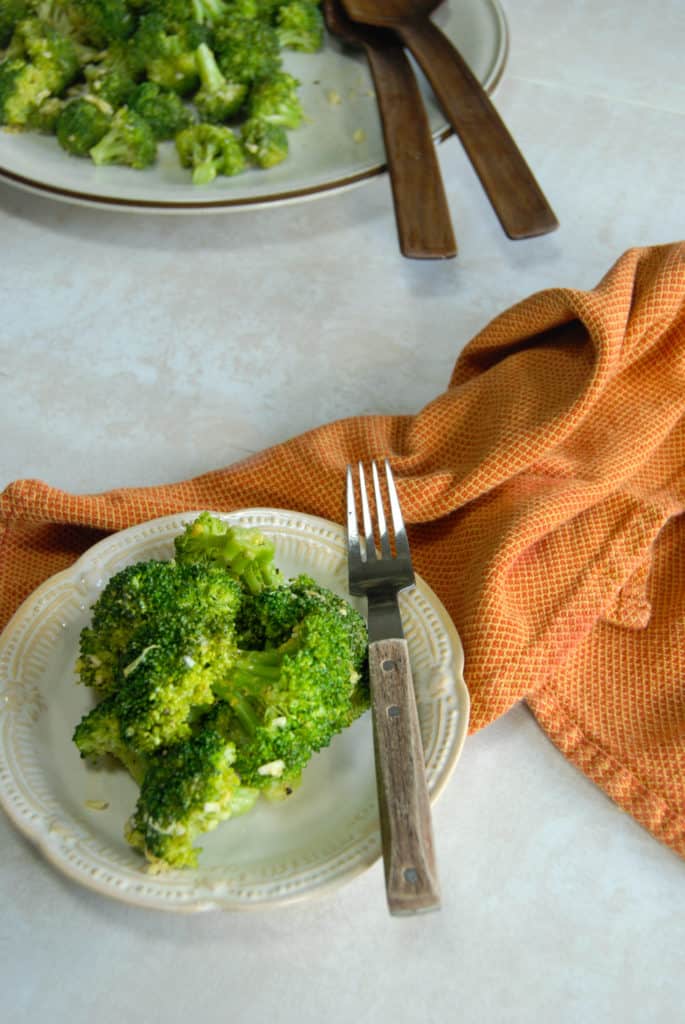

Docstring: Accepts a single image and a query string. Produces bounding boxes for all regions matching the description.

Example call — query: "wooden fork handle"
[362,35,457,259]
[368,638,441,915]
[395,17,558,239]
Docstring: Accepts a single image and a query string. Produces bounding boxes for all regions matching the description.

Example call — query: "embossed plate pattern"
[0,510,469,911]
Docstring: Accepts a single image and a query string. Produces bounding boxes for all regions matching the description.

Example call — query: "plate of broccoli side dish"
[0,0,508,210]
[0,508,469,911]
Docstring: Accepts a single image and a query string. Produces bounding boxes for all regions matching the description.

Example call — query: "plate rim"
[0,0,509,213]
[0,508,470,912]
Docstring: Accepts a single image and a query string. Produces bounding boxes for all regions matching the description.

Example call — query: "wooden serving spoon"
[339,0,558,239]
[324,0,457,259]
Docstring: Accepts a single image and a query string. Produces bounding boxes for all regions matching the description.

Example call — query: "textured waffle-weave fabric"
[2,242,684,857]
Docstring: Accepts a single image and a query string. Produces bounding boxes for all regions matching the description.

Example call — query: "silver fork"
[346,460,440,915]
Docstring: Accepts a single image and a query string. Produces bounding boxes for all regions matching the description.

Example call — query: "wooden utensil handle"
[397,17,558,239]
[363,36,457,259]
[368,638,441,915]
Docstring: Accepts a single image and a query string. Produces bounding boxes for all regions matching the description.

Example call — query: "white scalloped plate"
[0,509,469,912]
[0,0,508,211]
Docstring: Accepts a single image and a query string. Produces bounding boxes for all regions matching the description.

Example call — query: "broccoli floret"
[190,0,228,25]
[0,58,51,126]
[213,606,369,791]
[6,17,82,94]
[62,0,135,48]
[275,0,323,53]
[133,12,207,95]
[56,97,111,155]
[73,694,148,784]
[193,42,247,122]
[247,70,301,128]
[89,105,157,168]
[0,0,29,49]
[77,558,243,693]
[25,93,65,132]
[212,14,281,85]
[174,512,281,590]
[175,123,246,183]
[241,115,288,167]
[83,40,142,109]
[125,721,258,871]
[129,79,193,138]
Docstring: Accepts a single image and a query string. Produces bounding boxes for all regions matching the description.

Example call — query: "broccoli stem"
[195,42,225,94]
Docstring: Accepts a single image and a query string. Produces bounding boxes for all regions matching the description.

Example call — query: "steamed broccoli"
[241,115,288,167]
[174,511,281,590]
[0,58,51,126]
[125,717,258,871]
[56,96,111,155]
[26,93,65,132]
[247,70,301,128]
[82,40,141,109]
[129,79,193,138]
[275,0,323,53]
[89,104,157,167]
[193,42,247,123]
[190,0,228,25]
[72,513,370,872]
[212,14,281,85]
[133,12,206,95]
[6,17,82,93]
[0,0,29,49]
[175,121,245,182]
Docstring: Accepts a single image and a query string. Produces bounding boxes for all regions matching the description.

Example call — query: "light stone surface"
[1,1,684,1020]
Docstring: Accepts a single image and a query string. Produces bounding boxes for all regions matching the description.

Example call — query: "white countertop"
[1,1,684,1020]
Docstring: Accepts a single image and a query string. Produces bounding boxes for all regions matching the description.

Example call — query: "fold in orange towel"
[2,243,684,858]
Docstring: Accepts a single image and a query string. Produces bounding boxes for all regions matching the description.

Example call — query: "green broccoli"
[174,512,281,590]
[82,40,142,109]
[0,0,29,49]
[212,14,281,86]
[72,514,370,872]
[56,96,111,155]
[247,70,302,128]
[25,93,65,132]
[176,122,246,183]
[77,558,243,693]
[193,42,247,123]
[60,0,135,48]
[133,12,207,95]
[275,0,324,53]
[190,0,228,25]
[6,17,82,94]
[129,79,193,138]
[241,115,288,168]
[73,694,148,784]
[89,105,157,168]
[125,719,258,871]
[0,58,51,126]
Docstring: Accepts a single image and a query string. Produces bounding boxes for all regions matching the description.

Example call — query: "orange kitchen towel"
[2,242,685,858]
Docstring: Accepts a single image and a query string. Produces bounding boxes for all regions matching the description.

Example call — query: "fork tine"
[358,462,377,561]
[371,461,392,559]
[384,460,411,559]
[346,465,362,568]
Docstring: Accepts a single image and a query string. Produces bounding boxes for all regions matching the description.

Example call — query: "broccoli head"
[275,0,324,53]
[6,17,82,94]
[174,511,281,590]
[193,42,248,123]
[129,79,194,138]
[0,58,51,127]
[89,105,157,168]
[25,93,65,133]
[83,40,142,109]
[247,70,302,129]
[0,0,29,49]
[133,12,207,95]
[56,97,112,156]
[212,14,281,86]
[241,115,288,168]
[73,694,148,785]
[61,0,135,48]
[125,721,258,871]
